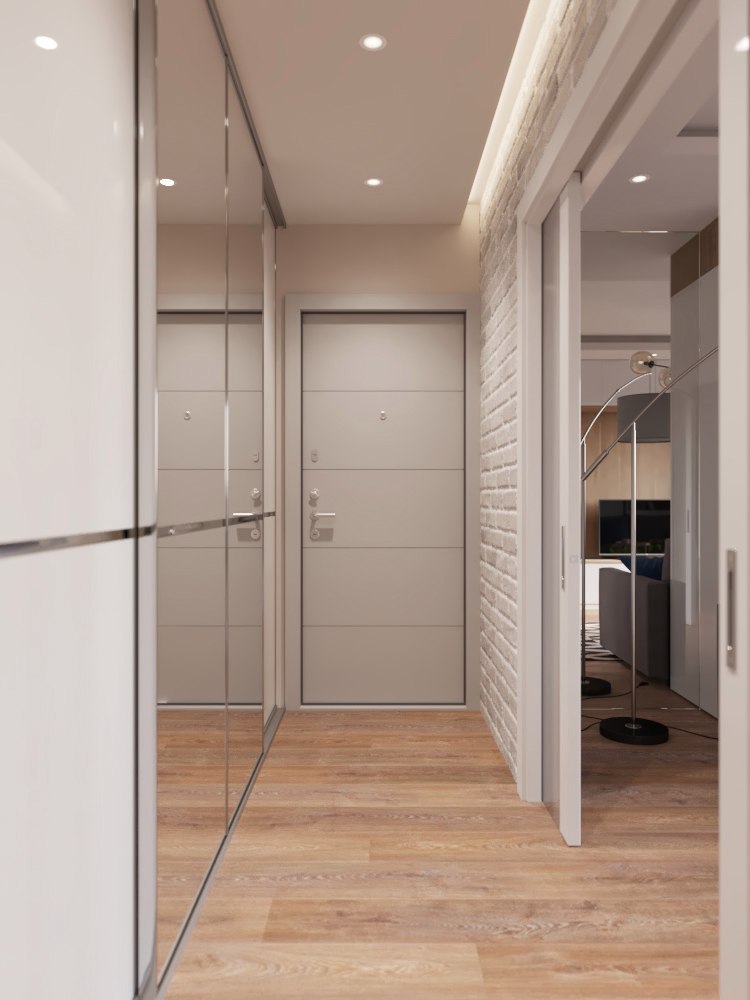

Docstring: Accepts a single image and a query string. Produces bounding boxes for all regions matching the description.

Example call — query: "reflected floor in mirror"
[157,708,263,974]
[163,709,717,999]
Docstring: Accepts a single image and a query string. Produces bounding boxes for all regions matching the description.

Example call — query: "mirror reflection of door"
[154,0,265,980]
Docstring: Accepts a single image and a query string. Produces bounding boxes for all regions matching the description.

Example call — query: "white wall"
[0,2,153,999]
[478,0,618,775]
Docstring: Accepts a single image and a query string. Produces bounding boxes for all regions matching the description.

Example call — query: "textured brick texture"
[478,0,617,778]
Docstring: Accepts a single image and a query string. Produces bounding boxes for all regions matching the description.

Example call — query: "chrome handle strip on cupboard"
[157,511,276,539]
[0,524,157,559]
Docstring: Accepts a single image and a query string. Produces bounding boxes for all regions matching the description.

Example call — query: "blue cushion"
[619,555,663,580]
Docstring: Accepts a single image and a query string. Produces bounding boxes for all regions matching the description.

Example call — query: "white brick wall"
[479,0,617,778]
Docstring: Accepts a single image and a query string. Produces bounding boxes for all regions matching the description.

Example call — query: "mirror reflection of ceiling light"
[159,178,176,187]
[735,35,750,52]
[34,36,58,50]
[365,178,383,187]
[359,34,387,51]
[629,174,650,184]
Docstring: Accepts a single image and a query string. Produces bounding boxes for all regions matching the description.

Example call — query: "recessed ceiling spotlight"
[629,174,650,184]
[159,178,176,187]
[365,177,383,187]
[34,36,58,50]
[735,35,750,52]
[359,34,387,51]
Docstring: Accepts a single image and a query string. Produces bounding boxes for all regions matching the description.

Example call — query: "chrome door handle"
[310,511,335,541]
[727,549,737,668]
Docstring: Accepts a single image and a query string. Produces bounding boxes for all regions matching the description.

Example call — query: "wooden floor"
[157,708,264,974]
[163,698,717,999]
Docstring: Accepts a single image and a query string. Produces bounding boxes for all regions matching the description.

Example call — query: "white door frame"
[284,293,480,710]
[515,0,718,801]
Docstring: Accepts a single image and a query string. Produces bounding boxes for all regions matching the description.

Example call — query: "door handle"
[561,526,566,590]
[310,511,335,541]
[727,549,737,668]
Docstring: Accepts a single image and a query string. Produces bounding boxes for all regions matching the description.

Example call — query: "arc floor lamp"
[583,347,718,745]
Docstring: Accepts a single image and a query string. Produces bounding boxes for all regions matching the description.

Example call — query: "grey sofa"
[598,541,670,682]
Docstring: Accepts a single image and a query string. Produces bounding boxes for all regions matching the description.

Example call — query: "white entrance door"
[541,177,582,845]
[300,312,465,705]
[719,1,750,994]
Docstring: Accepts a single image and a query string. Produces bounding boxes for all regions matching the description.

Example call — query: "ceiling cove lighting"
[735,35,750,52]
[159,178,176,187]
[365,178,383,187]
[359,34,387,51]
[34,36,58,50]
[628,174,650,184]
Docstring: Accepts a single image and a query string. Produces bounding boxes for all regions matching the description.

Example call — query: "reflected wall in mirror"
[155,0,265,981]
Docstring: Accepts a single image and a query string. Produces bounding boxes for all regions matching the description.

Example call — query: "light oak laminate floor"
[164,698,717,999]
[157,708,264,974]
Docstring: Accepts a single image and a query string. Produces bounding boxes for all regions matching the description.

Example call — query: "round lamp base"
[581,676,612,697]
[599,716,669,745]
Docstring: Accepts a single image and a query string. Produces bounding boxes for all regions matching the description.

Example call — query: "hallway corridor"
[165,711,717,999]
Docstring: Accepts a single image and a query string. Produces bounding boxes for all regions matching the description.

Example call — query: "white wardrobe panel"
[158,470,225,547]
[303,391,464,470]
[228,320,263,391]
[303,627,464,704]
[157,626,225,703]
[304,549,464,627]
[228,548,263,627]
[158,548,225,626]
[1,2,136,546]
[698,267,719,717]
[303,314,464,391]
[157,321,225,390]
[137,531,157,984]
[229,391,263,469]
[670,282,701,705]
[0,541,134,999]
[302,470,464,548]
[229,627,263,703]
[159,391,224,469]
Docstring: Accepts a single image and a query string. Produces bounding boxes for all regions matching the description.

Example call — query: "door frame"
[283,293,480,710]
[515,0,719,801]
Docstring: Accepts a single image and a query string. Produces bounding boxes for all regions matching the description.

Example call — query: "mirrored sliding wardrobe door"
[226,80,265,817]
[155,0,229,979]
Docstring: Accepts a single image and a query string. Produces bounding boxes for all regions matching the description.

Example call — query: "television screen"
[598,499,670,556]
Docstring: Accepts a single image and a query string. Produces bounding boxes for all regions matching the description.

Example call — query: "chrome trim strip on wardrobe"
[156,513,272,539]
[0,524,156,559]
[204,0,287,228]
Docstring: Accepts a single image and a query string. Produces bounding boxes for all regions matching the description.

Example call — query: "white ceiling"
[215,0,529,224]
[582,28,718,233]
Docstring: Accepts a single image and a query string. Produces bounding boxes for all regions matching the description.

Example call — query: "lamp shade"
[616,392,670,443]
